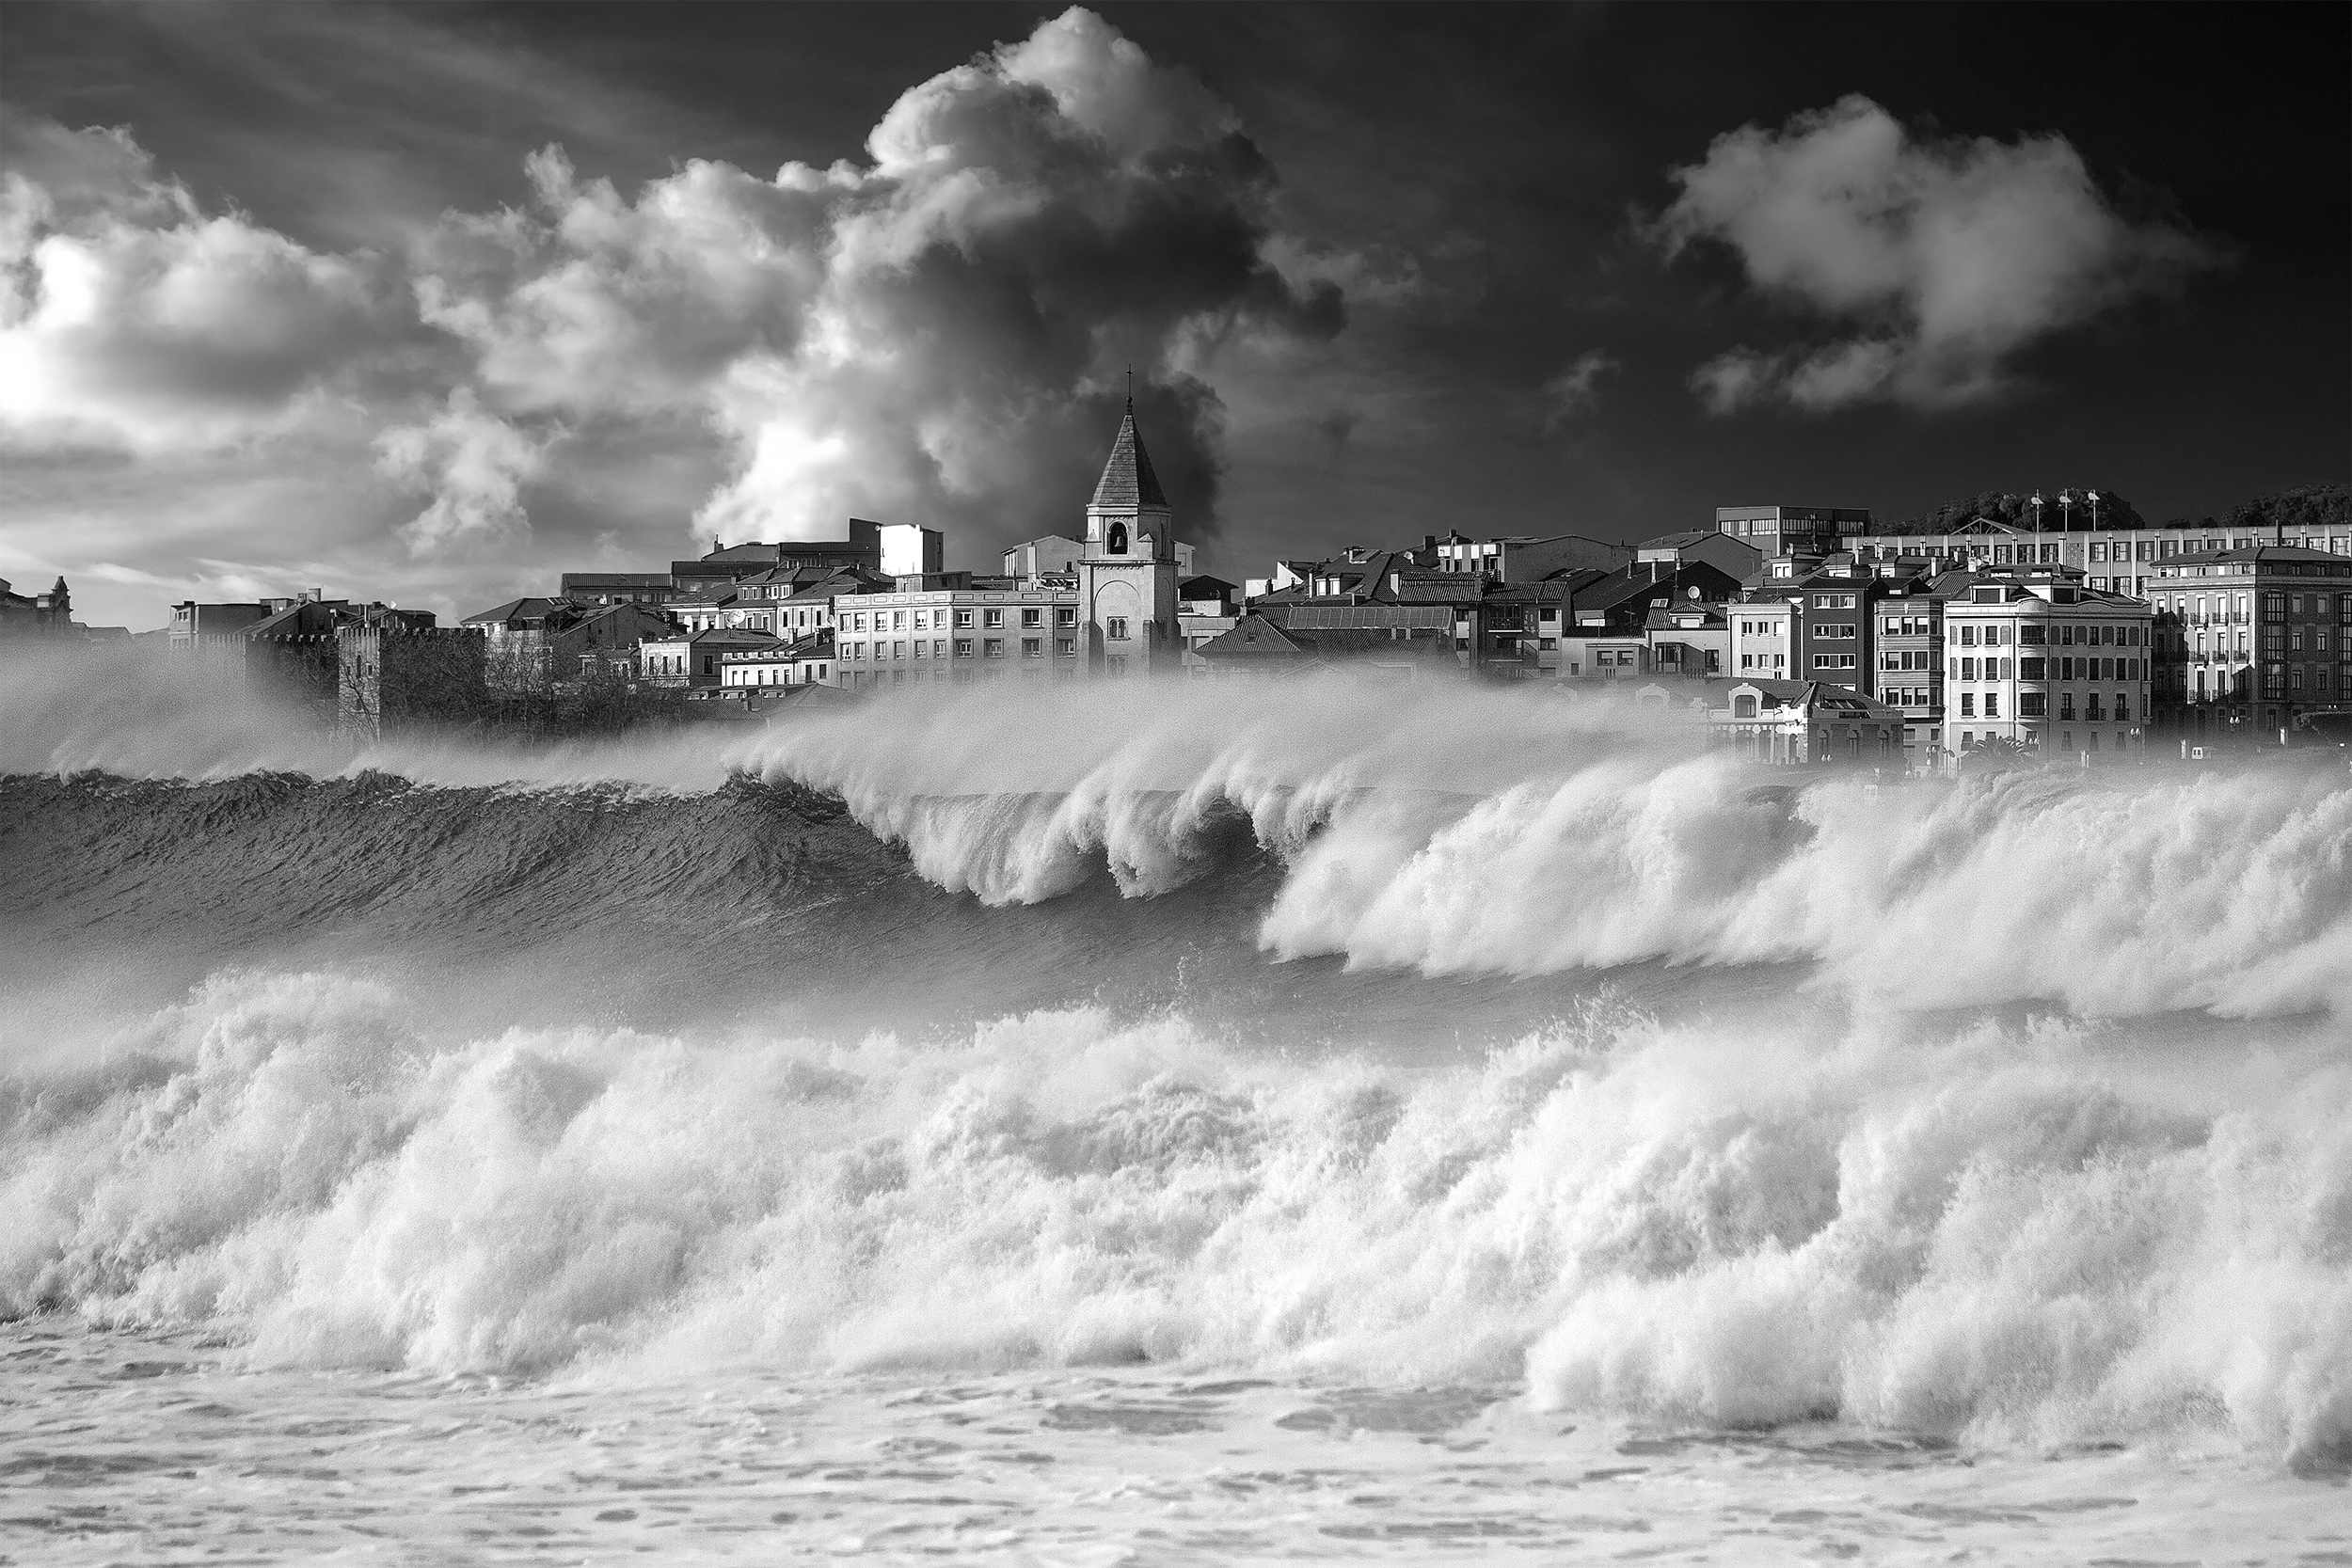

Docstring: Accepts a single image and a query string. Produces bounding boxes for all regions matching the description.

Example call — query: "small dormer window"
[1108,522,1128,554]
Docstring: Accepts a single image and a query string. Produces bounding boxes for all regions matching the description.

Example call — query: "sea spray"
[4,968,2345,1466]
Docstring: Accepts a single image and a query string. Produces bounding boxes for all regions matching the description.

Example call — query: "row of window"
[844,637,1079,661]
[1957,692,2134,720]
[2185,665,2342,701]
[1953,656,2143,682]
[2153,594,2352,625]
[1957,729,2132,752]
[845,606,1078,634]
[1952,622,2143,647]
[844,665,1089,689]
[723,662,830,686]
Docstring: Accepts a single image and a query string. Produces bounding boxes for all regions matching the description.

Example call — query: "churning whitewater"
[3,658,2348,1561]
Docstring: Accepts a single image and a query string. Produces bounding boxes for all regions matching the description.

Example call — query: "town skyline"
[5,2,2347,634]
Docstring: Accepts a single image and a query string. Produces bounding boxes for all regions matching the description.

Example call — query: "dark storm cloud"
[0,7,1343,617]
[401,8,1342,557]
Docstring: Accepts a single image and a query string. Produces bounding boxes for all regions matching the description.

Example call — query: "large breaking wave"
[6,654,2348,1018]
[3,973,2345,1467]
[3,652,2348,1468]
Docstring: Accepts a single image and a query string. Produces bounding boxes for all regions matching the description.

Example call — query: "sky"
[3,2,2345,630]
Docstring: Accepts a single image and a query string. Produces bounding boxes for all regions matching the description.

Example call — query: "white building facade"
[830,580,1080,691]
[1729,601,1794,680]
[1943,578,2153,759]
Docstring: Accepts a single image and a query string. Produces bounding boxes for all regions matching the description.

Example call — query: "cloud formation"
[409,6,1341,554]
[1541,350,1619,428]
[374,388,554,552]
[1656,96,2220,414]
[1,8,1344,626]
[0,111,397,453]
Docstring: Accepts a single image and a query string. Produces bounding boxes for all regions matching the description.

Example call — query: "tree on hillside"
[1891,490,2145,535]
[2164,483,2352,537]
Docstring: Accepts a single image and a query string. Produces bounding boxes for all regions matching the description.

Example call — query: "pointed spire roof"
[1089,402,1168,511]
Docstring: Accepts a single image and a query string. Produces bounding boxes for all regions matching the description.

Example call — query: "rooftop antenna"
[1125,364,1133,412]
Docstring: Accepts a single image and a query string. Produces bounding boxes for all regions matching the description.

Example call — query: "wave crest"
[4,969,2346,1466]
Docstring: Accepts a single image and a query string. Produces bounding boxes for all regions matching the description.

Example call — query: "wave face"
[3,659,2349,1470]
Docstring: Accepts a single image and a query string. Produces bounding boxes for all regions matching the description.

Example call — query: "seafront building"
[830,577,1081,690]
[1730,505,2352,600]
[2148,546,2352,744]
[70,406,2349,764]
[1941,575,2153,757]
[640,626,783,687]
[1702,677,1908,764]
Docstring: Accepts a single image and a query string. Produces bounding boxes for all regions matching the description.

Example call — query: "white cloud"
[0,112,396,452]
[375,388,555,552]
[410,6,1341,554]
[1688,349,1781,417]
[1541,350,1619,427]
[1657,95,2221,413]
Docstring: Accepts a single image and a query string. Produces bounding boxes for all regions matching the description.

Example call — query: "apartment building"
[718,632,835,690]
[1871,569,1953,758]
[1643,600,1729,681]
[641,627,781,687]
[1848,517,2352,599]
[1715,505,1873,556]
[1942,576,2153,759]
[2149,545,2352,743]
[830,576,1080,690]
[1547,564,1740,682]
[1731,556,1911,698]
[1706,677,1907,765]
[1730,601,1794,682]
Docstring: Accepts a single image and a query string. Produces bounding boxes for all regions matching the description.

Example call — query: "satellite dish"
[1686,586,1700,600]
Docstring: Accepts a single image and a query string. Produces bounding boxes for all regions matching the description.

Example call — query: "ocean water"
[3,651,2348,1562]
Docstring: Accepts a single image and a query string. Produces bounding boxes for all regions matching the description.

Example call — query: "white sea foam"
[4,969,2345,1468]
[722,678,2352,1018]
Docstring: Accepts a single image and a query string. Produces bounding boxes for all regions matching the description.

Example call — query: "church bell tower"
[1079,400,1180,676]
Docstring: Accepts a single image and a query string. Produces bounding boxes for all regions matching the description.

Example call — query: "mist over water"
[3,653,2348,1560]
